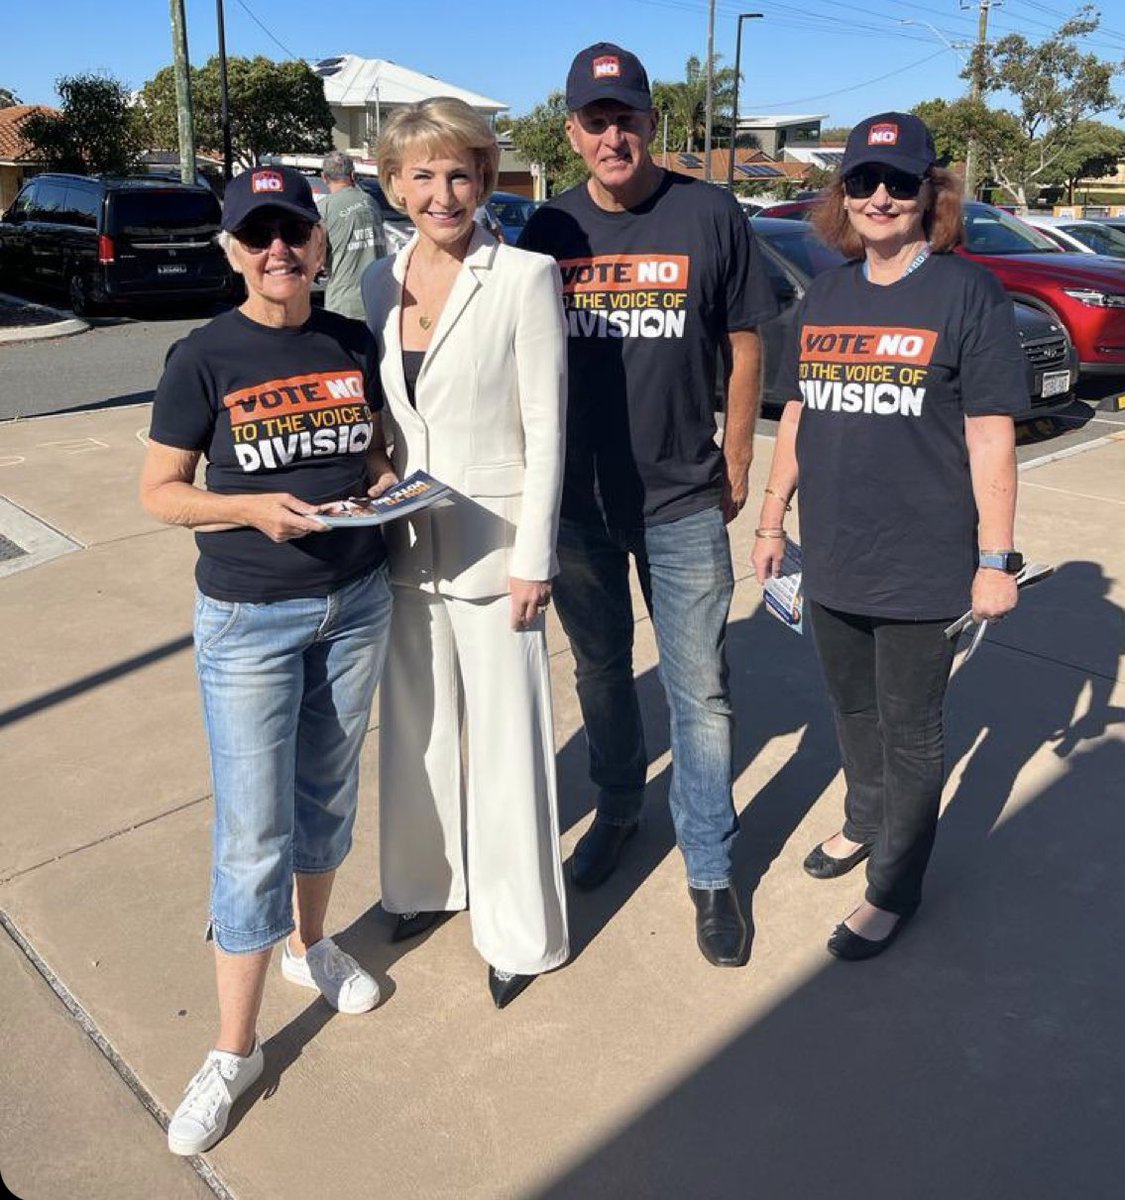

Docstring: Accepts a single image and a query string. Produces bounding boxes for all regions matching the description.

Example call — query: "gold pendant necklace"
[418,314,432,330]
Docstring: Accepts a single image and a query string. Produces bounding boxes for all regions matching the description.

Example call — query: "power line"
[747,47,948,107]
[231,0,300,61]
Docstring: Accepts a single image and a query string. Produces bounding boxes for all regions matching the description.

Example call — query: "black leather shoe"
[488,967,534,1009]
[688,885,750,967]
[827,911,914,961]
[571,818,639,891]
[802,839,872,880]
[391,910,442,943]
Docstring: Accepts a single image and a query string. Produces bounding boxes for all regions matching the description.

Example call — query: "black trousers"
[807,600,958,915]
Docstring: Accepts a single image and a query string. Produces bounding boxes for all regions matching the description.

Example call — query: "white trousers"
[378,586,569,975]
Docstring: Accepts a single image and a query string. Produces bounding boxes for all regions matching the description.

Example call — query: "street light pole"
[216,0,233,181]
[704,0,716,181]
[727,12,763,191]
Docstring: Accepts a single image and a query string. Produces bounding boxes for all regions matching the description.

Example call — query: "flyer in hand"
[315,470,453,527]
[763,539,805,634]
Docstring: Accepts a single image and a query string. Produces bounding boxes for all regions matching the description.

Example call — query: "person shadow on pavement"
[555,597,841,965]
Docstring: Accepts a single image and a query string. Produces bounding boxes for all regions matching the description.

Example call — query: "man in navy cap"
[520,43,777,968]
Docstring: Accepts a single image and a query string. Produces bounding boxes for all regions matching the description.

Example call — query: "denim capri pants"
[194,563,392,954]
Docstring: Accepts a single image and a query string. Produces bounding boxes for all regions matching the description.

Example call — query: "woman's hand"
[510,577,551,631]
[751,534,787,584]
[366,464,399,499]
[240,493,328,543]
[971,568,1018,622]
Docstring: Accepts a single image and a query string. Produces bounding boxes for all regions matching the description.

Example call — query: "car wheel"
[68,271,99,318]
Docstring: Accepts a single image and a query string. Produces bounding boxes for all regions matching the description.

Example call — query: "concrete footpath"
[1,404,1123,1200]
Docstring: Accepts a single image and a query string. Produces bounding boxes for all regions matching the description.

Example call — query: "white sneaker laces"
[179,1057,234,1124]
[316,941,359,983]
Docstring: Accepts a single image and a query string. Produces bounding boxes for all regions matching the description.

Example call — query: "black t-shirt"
[149,307,387,602]
[777,252,1026,619]
[519,171,777,528]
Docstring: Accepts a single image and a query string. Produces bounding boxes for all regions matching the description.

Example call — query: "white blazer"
[361,226,567,599]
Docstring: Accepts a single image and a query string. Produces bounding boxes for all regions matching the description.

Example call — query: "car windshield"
[109,190,221,235]
[1061,223,1125,258]
[963,205,1060,255]
[490,198,536,228]
[753,225,845,278]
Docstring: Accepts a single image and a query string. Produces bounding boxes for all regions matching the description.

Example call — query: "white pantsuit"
[361,227,569,975]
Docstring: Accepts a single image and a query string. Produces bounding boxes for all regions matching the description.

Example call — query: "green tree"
[0,86,22,108]
[962,4,1124,206]
[652,55,736,153]
[506,91,586,194]
[20,73,144,174]
[1052,119,1125,202]
[141,56,333,168]
[818,125,852,144]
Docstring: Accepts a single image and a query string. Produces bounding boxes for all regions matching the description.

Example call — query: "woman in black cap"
[751,112,1025,959]
[140,165,395,1153]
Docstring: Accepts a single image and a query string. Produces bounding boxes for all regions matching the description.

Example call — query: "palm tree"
[652,56,737,153]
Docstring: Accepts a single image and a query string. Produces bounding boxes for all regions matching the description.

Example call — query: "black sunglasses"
[234,217,315,251]
[843,166,927,201]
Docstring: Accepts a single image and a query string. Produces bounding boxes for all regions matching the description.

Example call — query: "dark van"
[0,173,232,315]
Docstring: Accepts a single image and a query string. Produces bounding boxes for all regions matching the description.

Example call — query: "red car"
[960,202,1125,375]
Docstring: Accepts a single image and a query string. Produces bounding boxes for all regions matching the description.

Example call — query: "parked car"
[1020,213,1125,259]
[750,216,1078,415]
[354,176,415,252]
[485,191,539,243]
[0,173,233,316]
[958,201,1125,375]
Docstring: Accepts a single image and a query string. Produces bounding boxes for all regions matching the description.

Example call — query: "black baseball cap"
[841,112,937,178]
[565,43,652,112]
[221,165,321,232]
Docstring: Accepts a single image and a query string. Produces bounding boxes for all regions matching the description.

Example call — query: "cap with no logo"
[565,42,652,112]
[221,165,321,232]
[840,112,937,178]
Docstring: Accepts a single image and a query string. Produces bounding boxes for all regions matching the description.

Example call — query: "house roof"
[654,149,808,182]
[311,54,507,114]
[736,113,827,130]
[0,105,57,163]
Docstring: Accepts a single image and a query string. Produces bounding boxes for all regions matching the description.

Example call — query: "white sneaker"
[281,936,379,1014]
[167,1039,264,1156]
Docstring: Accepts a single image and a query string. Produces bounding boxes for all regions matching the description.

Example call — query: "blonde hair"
[811,165,965,257]
[376,97,500,212]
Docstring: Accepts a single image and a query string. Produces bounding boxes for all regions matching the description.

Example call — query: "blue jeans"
[195,564,392,954]
[554,507,738,888]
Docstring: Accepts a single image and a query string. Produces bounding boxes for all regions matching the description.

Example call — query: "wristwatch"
[978,549,1024,574]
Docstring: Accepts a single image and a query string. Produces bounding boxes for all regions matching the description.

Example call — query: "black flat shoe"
[827,911,914,961]
[802,840,872,880]
[488,967,534,1009]
[688,885,750,968]
[391,910,442,943]
[571,818,639,891]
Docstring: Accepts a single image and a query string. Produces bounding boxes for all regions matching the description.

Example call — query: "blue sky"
[5,0,1125,131]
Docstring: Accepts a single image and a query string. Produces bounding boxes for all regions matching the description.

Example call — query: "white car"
[1020,213,1125,260]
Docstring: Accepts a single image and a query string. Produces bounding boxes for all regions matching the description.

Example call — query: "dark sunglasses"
[234,217,315,251]
[843,166,927,201]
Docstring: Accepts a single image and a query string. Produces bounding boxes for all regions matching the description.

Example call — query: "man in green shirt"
[320,151,387,319]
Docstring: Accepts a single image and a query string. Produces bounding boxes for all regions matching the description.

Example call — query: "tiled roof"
[0,105,57,162]
[654,149,808,181]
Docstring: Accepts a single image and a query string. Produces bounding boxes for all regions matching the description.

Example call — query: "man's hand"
[510,577,552,630]
[721,454,751,524]
[367,466,399,499]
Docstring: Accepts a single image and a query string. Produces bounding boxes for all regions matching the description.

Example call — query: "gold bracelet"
[754,527,787,539]
[763,487,792,512]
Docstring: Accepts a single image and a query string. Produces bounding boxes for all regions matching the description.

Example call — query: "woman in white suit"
[361,98,569,1008]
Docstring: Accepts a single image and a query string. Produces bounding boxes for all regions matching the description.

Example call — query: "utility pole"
[170,0,196,185]
[704,0,716,181]
[216,0,233,181]
[962,0,997,201]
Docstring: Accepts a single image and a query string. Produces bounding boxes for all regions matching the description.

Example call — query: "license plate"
[157,263,188,276]
[1040,369,1070,398]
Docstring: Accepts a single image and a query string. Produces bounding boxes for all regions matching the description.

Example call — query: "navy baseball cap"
[841,112,937,178]
[565,43,652,112]
[221,165,321,232]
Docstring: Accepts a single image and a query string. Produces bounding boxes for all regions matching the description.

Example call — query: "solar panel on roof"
[678,153,702,168]
[737,164,784,178]
[816,151,844,166]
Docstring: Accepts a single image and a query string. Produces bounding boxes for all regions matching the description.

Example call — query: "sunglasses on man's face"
[234,217,315,251]
[843,167,927,201]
